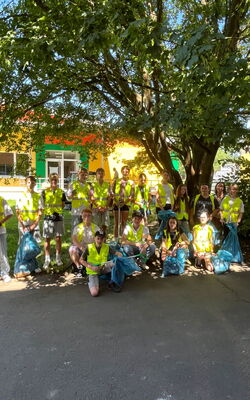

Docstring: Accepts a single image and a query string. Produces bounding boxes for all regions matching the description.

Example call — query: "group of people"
[0,165,244,296]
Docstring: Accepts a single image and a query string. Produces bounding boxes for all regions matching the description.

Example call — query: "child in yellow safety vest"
[192,211,214,272]
[80,231,122,297]
[161,216,189,261]
[41,173,66,269]
[155,169,175,223]
[91,168,112,235]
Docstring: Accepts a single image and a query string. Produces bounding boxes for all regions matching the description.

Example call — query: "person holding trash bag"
[80,231,123,297]
[16,175,43,243]
[121,210,156,268]
[192,211,215,272]
[161,216,189,276]
[0,195,13,282]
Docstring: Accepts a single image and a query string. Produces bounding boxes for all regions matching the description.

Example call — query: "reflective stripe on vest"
[193,224,213,252]
[92,182,110,207]
[114,179,133,205]
[156,183,174,207]
[163,230,182,250]
[133,185,149,211]
[44,188,64,215]
[221,197,242,223]
[176,199,189,220]
[76,223,96,243]
[71,181,91,209]
[86,243,109,275]
[126,223,144,243]
[0,197,6,227]
[193,194,215,214]
[18,192,41,221]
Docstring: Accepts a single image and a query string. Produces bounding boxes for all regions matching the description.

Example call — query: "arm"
[0,213,12,226]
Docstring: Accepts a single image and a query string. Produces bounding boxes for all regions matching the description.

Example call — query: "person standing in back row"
[0,195,13,282]
[91,168,112,235]
[190,184,219,227]
[155,170,175,221]
[67,167,92,232]
[41,173,66,269]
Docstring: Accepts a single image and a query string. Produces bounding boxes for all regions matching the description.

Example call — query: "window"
[0,153,14,176]
[0,152,30,177]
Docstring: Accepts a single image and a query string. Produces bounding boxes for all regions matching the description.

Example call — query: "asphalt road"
[0,272,249,400]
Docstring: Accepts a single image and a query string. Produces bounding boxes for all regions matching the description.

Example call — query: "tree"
[0,0,249,194]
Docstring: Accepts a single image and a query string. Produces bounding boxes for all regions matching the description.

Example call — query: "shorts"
[92,210,110,227]
[43,219,64,238]
[113,205,130,211]
[69,245,83,257]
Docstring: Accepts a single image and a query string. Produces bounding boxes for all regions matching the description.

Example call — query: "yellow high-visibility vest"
[113,179,134,206]
[71,181,91,209]
[92,181,110,208]
[193,224,213,253]
[76,223,96,243]
[0,196,6,227]
[176,198,189,221]
[126,223,144,243]
[156,183,174,207]
[86,243,109,275]
[43,188,64,215]
[221,196,243,223]
[17,192,41,222]
[133,185,149,211]
[193,194,215,214]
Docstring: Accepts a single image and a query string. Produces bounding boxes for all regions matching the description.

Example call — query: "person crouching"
[80,231,122,297]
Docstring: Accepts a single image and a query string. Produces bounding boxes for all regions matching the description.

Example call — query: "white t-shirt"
[123,224,149,238]
[72,223,100,249]
[157,184,173,204]
[0,198,13,235]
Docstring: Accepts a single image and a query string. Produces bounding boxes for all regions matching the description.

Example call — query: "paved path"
[0,271,249,400]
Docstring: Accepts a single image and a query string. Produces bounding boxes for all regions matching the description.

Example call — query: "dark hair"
[174,184,189,213]
[166,216,178,234]
[132,210,143,219]
[78,167,88,173]
[95,230,105,238]
[96,168,105,174]
[139,173,147,180]
[121,165,130,173]
[25,175,36,183]
[215,182,226,195]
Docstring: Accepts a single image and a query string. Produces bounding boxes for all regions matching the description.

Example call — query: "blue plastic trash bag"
[155,210,176,239]
[221,223,243,263]
[211,250,233,274]
[208,222,221,247]
[14,232,41,275]
[111,256,141,287]
[162,248,187,277]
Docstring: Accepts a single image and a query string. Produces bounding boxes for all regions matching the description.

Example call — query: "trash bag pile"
[221,223,243,264]
[162,248,188,277]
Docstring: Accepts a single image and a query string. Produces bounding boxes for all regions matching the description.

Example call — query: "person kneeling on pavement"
[121,211,156,268]
[80,231,122,297]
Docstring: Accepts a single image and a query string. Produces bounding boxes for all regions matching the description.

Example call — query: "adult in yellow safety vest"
[67,167,92,231]
[220,184,244,225]
[173,184,190,234]
[192,211,214,272]
[155,169,175,221]
[190,184,219,226]
[41,173,66,269]
[16,175,43,243]
[161,216,189,261]
[91,168,112,235]
[112,165,135,240]
[69,208,100,276]
[133,173,151,225]
[0,195,13,282]
[121,210,156,268]
[81,231,122,297]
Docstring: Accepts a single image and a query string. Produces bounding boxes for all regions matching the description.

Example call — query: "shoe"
[43,259,51,270]
[3,275,11,283]
[108,281,121,293]
[35,267,42,274]
[55,256,63,266]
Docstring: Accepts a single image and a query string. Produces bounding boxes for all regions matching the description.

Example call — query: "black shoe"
[108,281,121,293]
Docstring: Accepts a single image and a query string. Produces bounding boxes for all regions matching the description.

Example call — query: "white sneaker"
[56,256,63,266]
[3,275,12,283]
[35,267,42,273]
[43,259,51,270]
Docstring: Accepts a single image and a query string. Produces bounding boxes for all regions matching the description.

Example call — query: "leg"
[69,246,82,269]
[88,275,100,297]
[44,238,51,258]
[0,233,11,279]
[55,235,62,255]
[121,210,129,235]
[204,254,213,272]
